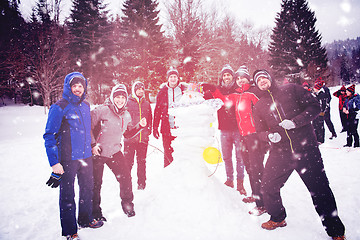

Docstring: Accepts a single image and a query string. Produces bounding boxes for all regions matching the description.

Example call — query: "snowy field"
[0,85,359,240]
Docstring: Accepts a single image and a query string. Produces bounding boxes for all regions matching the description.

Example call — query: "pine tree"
[68,0,114,103]
[268,0,328,82]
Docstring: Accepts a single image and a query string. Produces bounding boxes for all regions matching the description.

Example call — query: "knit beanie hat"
[235,65,251,80]
[315,77,323,84]
[347,84,355,94]
[253,70,272,85]
[134,81,145,92]
[302,81,310,88]
[111,84,128,100]
[340,85,346,91]
[220,64,234,78]
[69,76,86,88]
[167,67,179,79]
[314,81,323,90]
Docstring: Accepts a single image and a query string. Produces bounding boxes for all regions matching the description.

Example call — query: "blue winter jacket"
[43,72,92,167]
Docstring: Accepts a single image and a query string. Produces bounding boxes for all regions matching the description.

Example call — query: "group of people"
[44,72,152,240]
[44,64,350,240]
[201,65,347,240]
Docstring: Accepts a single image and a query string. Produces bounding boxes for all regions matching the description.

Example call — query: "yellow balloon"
[203,147,223,164]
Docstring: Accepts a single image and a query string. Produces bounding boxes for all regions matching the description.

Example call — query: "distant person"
[312,81,328,144]
[302,81,311,92]
[44,72,103,240]
[91,84,147,220]
[342,84,360,148]
[252,70,346,240]
[333,85,348,132]
[153,67,187,167]
[124,81,152,190]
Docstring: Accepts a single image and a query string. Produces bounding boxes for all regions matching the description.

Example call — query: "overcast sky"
[19,0,360,44]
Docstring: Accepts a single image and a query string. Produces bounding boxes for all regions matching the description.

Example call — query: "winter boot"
[261,220,287,230]
[332,236,346,240]
[224,180,234,188]
[237,179,247,195]
[242,195,256,203]
[66,233,80,240]
[122,202,136,217]
[344,136,352,147]
[329,133,337,139]
[79,219,104,229]
[249,206,267,216]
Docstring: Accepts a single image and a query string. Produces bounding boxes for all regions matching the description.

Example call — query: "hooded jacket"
[124,81,152,143]
[43,72,92,166]
[253,83,320,151]
[91,84,143,158]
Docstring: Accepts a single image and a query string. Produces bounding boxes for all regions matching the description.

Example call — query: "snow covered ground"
[0,86,359,240]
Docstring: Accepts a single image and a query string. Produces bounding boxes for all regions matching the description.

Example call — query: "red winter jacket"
[212,83,260,136]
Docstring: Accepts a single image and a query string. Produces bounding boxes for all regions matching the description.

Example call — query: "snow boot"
[66,233,80,240]
[249,206,267,216]
[79,219,104,229]
[261,219,287,230]
[237,179,247,195]
[224,180,234,188]
[122,202,136,217]
[242,195,256,203]
[332,236,346,240]
[329,133,337,139]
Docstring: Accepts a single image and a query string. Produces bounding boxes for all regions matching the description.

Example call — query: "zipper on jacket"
[268,90,294,153]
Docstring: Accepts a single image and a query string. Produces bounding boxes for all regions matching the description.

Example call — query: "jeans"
[124,141,148,187]
[220,130,244,181]
[60,157,93,236]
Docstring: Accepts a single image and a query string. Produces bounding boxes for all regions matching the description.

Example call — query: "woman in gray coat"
[91,84,146,221]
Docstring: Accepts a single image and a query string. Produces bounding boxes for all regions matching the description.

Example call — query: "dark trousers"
[324,110,336,135]
[261,146,345,237]
[339,110,348,131]
[345,116,359,147]
[313,115,325,143]
[241,134,266,207]
[124,141,148,187]
[92,152,134,219]
[60,157,93,236]
[162,134,176,167]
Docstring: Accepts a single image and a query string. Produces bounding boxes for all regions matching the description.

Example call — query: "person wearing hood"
[124,81,152,190]
[91,84,147,220]
[312,81,328,144]
[333,85,348,132]
[153,67,187,167]
[202,64,246,193]
[342,84,360,147]
[252,70,345,240]
[43,72,103,240]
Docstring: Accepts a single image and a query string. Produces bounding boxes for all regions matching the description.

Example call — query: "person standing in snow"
[316,77,337,139]
[91,84,147,220]
[203,64,246,193]
[203,65,266,211]
[153,67,187,167]
[312,81,328,144]
[342,84,360,148]
[43,72,103,240]
[252,70,346,240]
[124,81,152,190]
[333,85,348,133]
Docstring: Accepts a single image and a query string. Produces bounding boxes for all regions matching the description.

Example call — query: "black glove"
[201,83,216,93]
[46,172,62,188]
[153,128,160,139]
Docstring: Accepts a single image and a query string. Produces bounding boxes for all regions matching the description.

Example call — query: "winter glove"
[201,83,216,93]
[153,128,160,139]
[319,112,325,117]
[279,119,296,130]
[46,172,62,188]
[268,132,281,143]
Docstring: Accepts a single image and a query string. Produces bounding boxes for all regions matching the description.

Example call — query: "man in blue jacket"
[44,72,103,240]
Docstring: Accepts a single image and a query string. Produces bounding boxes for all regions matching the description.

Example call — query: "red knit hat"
[314,81,323,90]
[347,84,355,94]
[340,85,346,91]
[315,77,323,84]
[302,81,310,88]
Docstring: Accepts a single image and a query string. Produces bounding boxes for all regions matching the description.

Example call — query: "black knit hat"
[253,70,272,85]
[69,76,86,88]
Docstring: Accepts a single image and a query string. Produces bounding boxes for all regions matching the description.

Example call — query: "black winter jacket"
[253,83,320,151]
